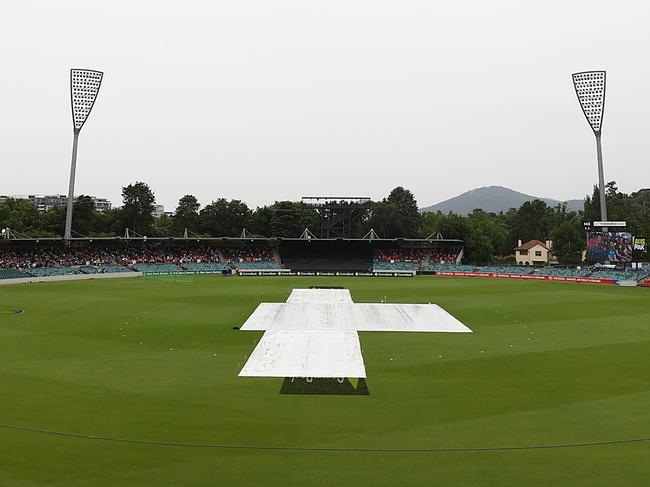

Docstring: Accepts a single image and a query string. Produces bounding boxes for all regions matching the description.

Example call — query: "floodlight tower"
[64,69,103,241]
[572,70,607,225]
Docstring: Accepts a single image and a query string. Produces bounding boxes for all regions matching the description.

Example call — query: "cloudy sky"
[1,1,649,211]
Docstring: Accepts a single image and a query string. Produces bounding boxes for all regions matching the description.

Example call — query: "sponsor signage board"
[237,270,414,277]
[593,221,626,227]
[633,237,646,252]
[435,271,617,285]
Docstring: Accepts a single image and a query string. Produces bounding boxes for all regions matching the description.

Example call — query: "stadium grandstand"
[1,237,649,284]
[0,237,461,276]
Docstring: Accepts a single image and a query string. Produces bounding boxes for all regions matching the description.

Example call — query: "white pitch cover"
[286,288,353,304]
[239,330,366,378]
[241,303,471,333]
[238,289,472,378]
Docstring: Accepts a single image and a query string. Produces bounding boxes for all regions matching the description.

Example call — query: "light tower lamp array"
[64,69,103,240]
[572,70,608,225]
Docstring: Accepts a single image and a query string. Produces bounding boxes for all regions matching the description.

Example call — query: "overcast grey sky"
[1,1,649,211]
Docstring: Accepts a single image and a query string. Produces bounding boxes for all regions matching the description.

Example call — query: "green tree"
[153,213,174,237]
[386,187,421,238]
[0,198,42,235]
[629,189,650,242]
[367,187,421,238]
[268,201,319,237]
[584,182,650,237]
[368,201,403,238]
[427,212,471,241]
[420,212,444,238]
[509,199,552,246]
[249,206,274,236]
[172,194,201,236]
[551,216,584,265]
[121,182,156,235]
[95,208,124,236]
[464,210,509,263]
[72,195,98,236]
[199,199,252,237]
[584,181,628,223]
[39,207,65,236]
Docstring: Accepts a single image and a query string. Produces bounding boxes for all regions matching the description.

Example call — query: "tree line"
[1,181,648,264]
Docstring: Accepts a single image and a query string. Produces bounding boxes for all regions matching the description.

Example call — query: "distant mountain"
[420,186,584,215]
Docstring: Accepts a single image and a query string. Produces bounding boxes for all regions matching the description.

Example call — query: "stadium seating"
[534,267,591,278]
[428,250,461,265]
[134,263,183,274]
[222,247,281,270]
[182,262,228,272]
[477,265,533,275]
[28,266,76,277]
[373,261,419,271]
[589,270,650,281]
[0,268,31,279]
[373,248,426,272]
[2,243,648,284]
[98,264,134,274]
[427,263,477,273]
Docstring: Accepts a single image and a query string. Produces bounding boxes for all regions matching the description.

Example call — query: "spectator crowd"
[0,246,276,271]
[429,250,460,265]
[222,247,276,266]
[373,248,427,265]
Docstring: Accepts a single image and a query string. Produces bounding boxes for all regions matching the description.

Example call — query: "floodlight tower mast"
[572,71,608,226]
[64,69,103,241]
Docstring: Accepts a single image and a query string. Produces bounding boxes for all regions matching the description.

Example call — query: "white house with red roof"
[515,239,552,266]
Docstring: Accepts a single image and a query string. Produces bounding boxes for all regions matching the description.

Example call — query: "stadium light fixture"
[572,70,608,224]
[64,69,103,240]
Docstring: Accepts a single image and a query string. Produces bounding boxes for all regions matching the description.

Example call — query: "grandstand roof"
[0,236,463,244]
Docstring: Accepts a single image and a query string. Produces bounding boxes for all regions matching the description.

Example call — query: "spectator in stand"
[222,247,276,266]
[0,246,223,270]
[373,248,427,265]
[427,250,459,265]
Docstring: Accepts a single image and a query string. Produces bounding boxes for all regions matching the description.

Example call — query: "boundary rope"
[1,423,649,452]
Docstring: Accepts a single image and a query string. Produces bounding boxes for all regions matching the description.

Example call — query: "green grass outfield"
[0,275,649,486]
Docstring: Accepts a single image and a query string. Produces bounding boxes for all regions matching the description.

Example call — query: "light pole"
[64,68,103,240]
[572,70,607,225]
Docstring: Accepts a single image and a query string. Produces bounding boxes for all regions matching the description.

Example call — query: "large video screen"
[586,232,633,263]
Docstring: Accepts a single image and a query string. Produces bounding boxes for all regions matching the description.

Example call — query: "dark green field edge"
[1,423,649,452]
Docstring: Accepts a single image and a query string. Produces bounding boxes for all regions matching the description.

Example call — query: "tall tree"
[368,187,421,238]
[72,195,98,236]
[509,199,552,245]
[153,213,174,237]
[551,216,584,265]
[268,201,320,237]
[95,208,124,236]
[368,201,403,238]
[199,199,251,237]
[249,206,274,237]
[420,212,445,238]
[464,210,509,263]
[121,182,156,235]
[39,207,65,236]
[172,194,201,236]
[386,186,421,238]
[0,198,43,236]
[420,212,470,240]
